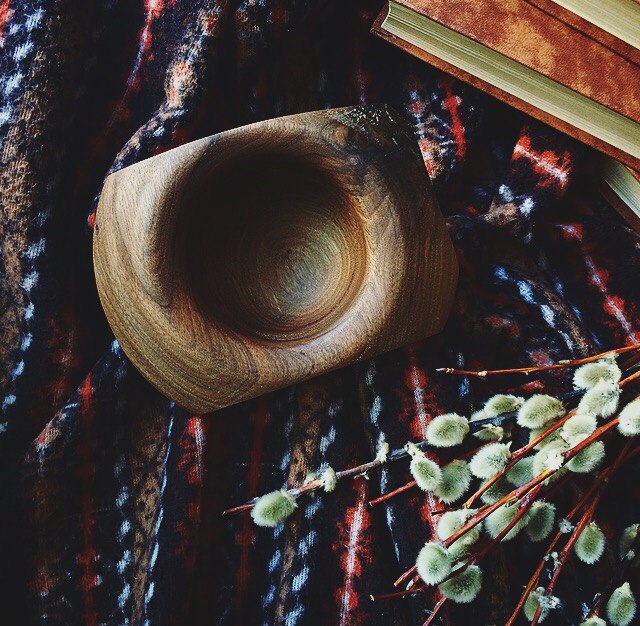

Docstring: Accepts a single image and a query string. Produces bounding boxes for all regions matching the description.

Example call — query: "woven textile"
[1,1,639,624]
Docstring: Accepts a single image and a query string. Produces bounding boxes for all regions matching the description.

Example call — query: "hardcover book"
[372,0,640,171]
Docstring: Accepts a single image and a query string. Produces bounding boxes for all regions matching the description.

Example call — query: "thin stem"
[505,546,555,626]
[225,357,640,517]
[506,497,597,625]
[369,444,492,508]
[463,409,577,509]
[562,418,620,461]
[223,437,494,516]
[467,368,640,510]
[223,455,387,515]
[369,480,417,507]
[530,442,634,625]
[422,595,447,626]
[222,478,324,515]
[507,440,634,625]
[441,484,544,586]
[394,468,554,587]
[396,380,640,591]
[370,585,426,601]
[530,498,599,626]
[584,526,640,619]
[436,343,640,378]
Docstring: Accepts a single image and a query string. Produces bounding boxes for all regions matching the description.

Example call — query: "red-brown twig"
[422,595,447,626]
[531,439,636,625]
[435,483,546,594]
[436,343,640,378]
[505,490,602,624]
[370,443,492,508]
[394,468,554,587]
[369,481,417,507]
[226,355,640,517]
[395,497,543,612]
[395,393,638,591]
[507,440,634,625]
[464,409,577,508]
[530,497,599,625]
[223,456,386,515]
[399,401,640,591]
[370,585,427,602]
[465,367,640,510]
[224,437,492,516]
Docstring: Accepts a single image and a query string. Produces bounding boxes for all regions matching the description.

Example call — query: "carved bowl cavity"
[179,150,368,343]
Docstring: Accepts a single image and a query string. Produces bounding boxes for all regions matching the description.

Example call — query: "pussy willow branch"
[465,366,640,510]
[581,448,640,622]
[396,388,640,590]
[224,346,640,518]
[394,468,555,588]
[530,494,600,626]
[463,407,578,509]
[422,595,447,626]
[583,526,640,620]
[506,492,605,624]
[530,440,635,625]
[506,440,635,626]
[403,484,547,624]
[224,414,520,515]
[420,485,545,595]
[223,455,386,515]
[533,440,639,626]
[436,342,640,377]
[369,442,492,508]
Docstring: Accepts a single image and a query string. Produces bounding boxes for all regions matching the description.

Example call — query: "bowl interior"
[178,150,369,343]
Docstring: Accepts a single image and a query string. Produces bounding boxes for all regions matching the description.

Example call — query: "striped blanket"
[1,0,639,624]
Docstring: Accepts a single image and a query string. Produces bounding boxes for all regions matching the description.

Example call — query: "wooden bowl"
[93,105,458,413]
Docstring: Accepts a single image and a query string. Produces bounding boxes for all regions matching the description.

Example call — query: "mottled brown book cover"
[372,0,640,170]
[525,0,640,64]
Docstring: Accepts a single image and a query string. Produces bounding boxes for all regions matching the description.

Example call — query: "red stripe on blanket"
[514,133,572,192]
[334,480,372,625]
[233,397,269,624]
[401,345,442,539]
[441,76,466,161]
[78,375,98,626]
[0,0,11,42]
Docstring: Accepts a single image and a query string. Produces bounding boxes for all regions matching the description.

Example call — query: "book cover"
[372,0,640,170]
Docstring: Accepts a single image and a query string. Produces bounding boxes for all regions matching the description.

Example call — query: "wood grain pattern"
[93,105,458,413]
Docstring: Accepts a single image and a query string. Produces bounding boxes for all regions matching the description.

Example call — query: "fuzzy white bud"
[578,381,620,419]
[251,490,297,527]
[426,413,470,447]
[607,582,637,626]
[618,398,640,437]
[566,438,605,474]
[433,460,472,504]
[483,394,524,417]
[575,522,605,564]
[574,357,621,390]
[437,565,482,604]
[525,501,556,542]
[416,542,452,585]
[470,442,511,479]
[320,467,337,492]
[562,413,597,440]
[517,395,565,429]
[485,503,525,541]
